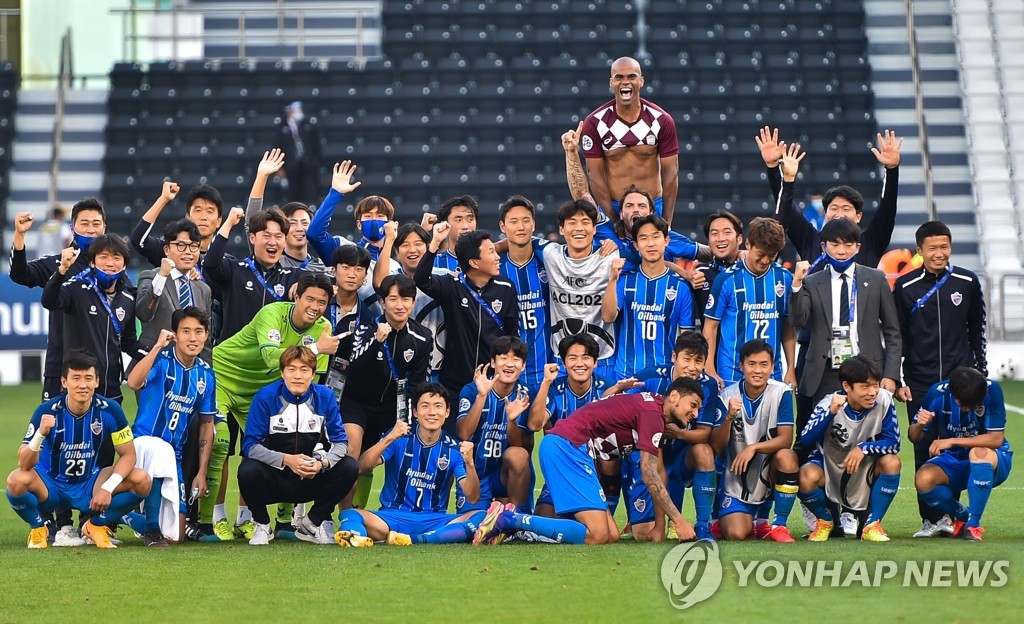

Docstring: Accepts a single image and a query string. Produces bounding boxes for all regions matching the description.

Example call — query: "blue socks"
[773,472,798,526]
[693,470,716,525]
[866,473,900,524]
[410,512,486,544]
[919,485,968,521]
[6,490,44,528]
[93,491,145,526]
[122,512,147,535]
[338,509,367,536]
[144,478,164,532]
[510,511,586,544]
[798,487,832,521]
[967,462,995,528]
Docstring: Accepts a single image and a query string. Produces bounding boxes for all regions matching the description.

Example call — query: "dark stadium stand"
[102,0,877,241]
[0,62,16,216]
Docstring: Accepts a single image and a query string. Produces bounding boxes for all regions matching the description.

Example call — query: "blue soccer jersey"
[613,267,694,379]
[433,249,461,273]
[22,394,133,486]
[379,425,469,513]
[705,261,792,383]
[631,368,725,429]
[133,348,218,460]
[522,375,610,432]
[457,381,527,479]
[595,214,700,266]
[500,250,552,388]
[915,379,1012,459]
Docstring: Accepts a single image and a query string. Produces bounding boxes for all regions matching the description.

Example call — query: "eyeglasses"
[170,241,201,252]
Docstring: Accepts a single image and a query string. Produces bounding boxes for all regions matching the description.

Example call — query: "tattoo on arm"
[640,451,681,522]
[566,150,591,201]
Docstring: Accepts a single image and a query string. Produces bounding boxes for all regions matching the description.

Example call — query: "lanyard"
[910,266,953,314]
[459,273,504,332]
[87,276,122,336]
[377,316,403,381]
[244,257,282,302]
[298,256,311,270]
[808,252,827,271]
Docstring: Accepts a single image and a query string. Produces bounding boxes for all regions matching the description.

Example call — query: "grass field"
[0,382,1022,623]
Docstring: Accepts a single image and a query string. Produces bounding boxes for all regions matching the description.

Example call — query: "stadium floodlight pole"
[635,0,650,60]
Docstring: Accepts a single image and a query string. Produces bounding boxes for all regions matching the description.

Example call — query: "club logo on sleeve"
[705,294,715,310]
[437,454,450,470]
[581,135,593,151]
[652,432,663,447]
[403,349,414,362]
[951,292,963,306]
[775,281,785,298]
[459,397,471,413]
[25,423,35,439]
[268,329,282,342]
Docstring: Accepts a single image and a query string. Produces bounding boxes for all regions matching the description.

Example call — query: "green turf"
[0,382,1022,623]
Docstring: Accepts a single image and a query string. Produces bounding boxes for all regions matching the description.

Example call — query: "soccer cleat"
[206,519,235,541]
[694,523,716,543]
[807,519,834,542]
[473,501,507,546]
[27,526,49,549]
[799,502,817,533]
[963,526,985,541]
[387,531,413,546]
[184,522,203,542]
[44,519,57,544]
[144,529,170,547]
[934,515,956,536]
[295,517,334,545]
[82,521,117,549]
[619,522,634,540]
[274,522,298,541]
[709,520,723,540]
[753,521,771,540]
[334,530,374,547]
[860,520,890,542]
[53,525,86,547]
[764,524,796,543]
[249,523,274,546]
[950,519,967,538]
[488,504,517,545]
[913,519,941,538]
[666,521,678,540]
[234,519,256,540]
[840,512,859,537]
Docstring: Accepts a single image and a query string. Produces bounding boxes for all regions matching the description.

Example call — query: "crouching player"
[912,367,1013,541]
[474,378,704,545]
[236,346,359,545]
[335,383,486,546]
[710,340,799,542]
[798,356,902,542]
[6,349,152,548]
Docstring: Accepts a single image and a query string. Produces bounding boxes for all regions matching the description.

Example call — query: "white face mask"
[290,112,304,123]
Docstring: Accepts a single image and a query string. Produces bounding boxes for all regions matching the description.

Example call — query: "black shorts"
[340,397,396,451]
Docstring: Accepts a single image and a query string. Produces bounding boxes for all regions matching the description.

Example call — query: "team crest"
[25,423,35,439]
[459,397,471,413]
[705,294,715,310]
[197,379,207,394]
[646,134,656,146]
[492,299,503,313]
[274,284,285,297]
[775,281,785,298]
[403,349,414,362]
[115,307,125,321]
[634,498,646,513]
[457,496,466,509]
[268,329,282,342]
[90,419,102,435]
[308,418,317,430]
[437,455,450,470]
[581,135,594,151]
[951,292,963,306]
[652,432,663,448]
[538,269,548,284]
[302,335,315,347]
[666,287,677,302]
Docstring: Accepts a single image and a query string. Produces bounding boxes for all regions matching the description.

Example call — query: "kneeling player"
[710,340,799,542]
[6,350,152,549]
[798,356,901,542]
[335,384,485,546]
[912,367,1013,541]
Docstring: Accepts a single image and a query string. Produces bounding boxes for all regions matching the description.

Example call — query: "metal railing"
[110,2,380,63]
[48,29,72,211]
[905,0,936,220]
[0,8,18,61]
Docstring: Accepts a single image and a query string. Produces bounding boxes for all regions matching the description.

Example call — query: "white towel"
[132,435,180,540]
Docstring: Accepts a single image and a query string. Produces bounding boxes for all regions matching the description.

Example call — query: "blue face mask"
[810,199,824,213]
[825,252,857,272]
[92,267,123,290]
[73,233,97,253]
[360,219,387,242]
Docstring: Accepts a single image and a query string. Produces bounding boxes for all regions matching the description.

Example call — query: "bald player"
[581,57,680,226]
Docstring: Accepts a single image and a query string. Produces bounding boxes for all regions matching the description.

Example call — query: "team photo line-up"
[4,57,1006,549]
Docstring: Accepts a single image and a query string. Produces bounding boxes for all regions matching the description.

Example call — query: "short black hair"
[394,223,430,252]
[667,376,704,401]
[86,234,132,263]
[556,198,599,226]
[558,333,600,360]
[249,208,289,235]
[378,273,418,300]
[171,306,211,332]
[915,220,953,247]
[948,366,988,410]
[295,272,333,299]
[739,339,774,362]
[837,355,880,386]
[62,348,99,378]
[499,195,536,222]
[673,330,709,360]
[490,335,529,361]
[820,217,862,245]
[282,201,315,220]
[185,184,224,218]
[332,244,372,269]
[163,218,202,244]
[630,214,669,240]
[455,229,492,274]
[439,195,479,222]
[71,198,106,223]
[413,382,451,409]
[703,210,743,239]
[823,185,864,214]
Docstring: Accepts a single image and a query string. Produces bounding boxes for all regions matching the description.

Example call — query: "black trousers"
[237,456,358,525]
[906,385,941,522]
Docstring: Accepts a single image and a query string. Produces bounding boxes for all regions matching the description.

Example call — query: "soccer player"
[798,356,902,542]
[688,210,743,327]
[580,57,679,225]
[703,217,797,389]
[912,367,1012,541]
[335,384,486,546]
[238,346,358,545]
[125,308,217,546]
[456,337,533,513]
[475,378,703,545]
[710,340,799,542]
[433,195,479,272]
[602,215,694,380]
[130,181,224,267]
[307,160,394,263]
[5,349,152,549]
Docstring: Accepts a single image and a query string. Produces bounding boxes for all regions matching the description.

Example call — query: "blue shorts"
[663,441,697,510]
[611,196,664,218]
[175,463,187,514]
[36,468,99,514]
[718,495,760,518]
[457,469,509,513]
[926,450,1013,494]
[620,451,655,525]
[372,508,461,535]
[539,434,606,516]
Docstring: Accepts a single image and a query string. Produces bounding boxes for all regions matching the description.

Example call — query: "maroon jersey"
[548,392,665,460]
[580,98,679,159]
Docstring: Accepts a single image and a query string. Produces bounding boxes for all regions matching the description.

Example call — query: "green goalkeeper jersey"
[213,301,330,397]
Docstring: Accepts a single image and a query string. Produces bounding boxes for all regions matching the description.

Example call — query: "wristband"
[101,473,124,493]
[309,343,320,355]
[28,431,46,452]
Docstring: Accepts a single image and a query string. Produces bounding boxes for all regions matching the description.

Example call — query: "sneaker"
[799,501,817,533]
[764,524,796,543]
[295,516,333,545]
[184,522,203,542]
[27,526,49,549]
[861,520,890,542]
[387,531,412,546]
[753,521,771,540]
[233,519,255,540]
[694,523,716,543]
[913,519,941,538]
[53,525,86,547]
[807,519,834,542]
[934,515,955,536]
[488,503,517,545]
[249,522,274,545]
[334,530,374,547]
[963,526,985,541]
[840,512,858,537]
[473,501,508,546]
[144,529,170,547]
[81,521,117,549]
[274,522,298,541]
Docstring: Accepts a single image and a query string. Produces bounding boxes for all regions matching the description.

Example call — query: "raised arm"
[864,130,903,258]
[40,248,79,310]
[562,121,596,205]
[601,258,624,323]
[127,329,172,390]
[129,181,180,267]
[373,221,399,289]
[204,207,245,285]
[307,161,362,262]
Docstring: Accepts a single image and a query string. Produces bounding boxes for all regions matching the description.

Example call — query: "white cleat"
[249,522,274,545]
[840,512,858,537]
[913,519,941,538]
[53,525,87,547]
